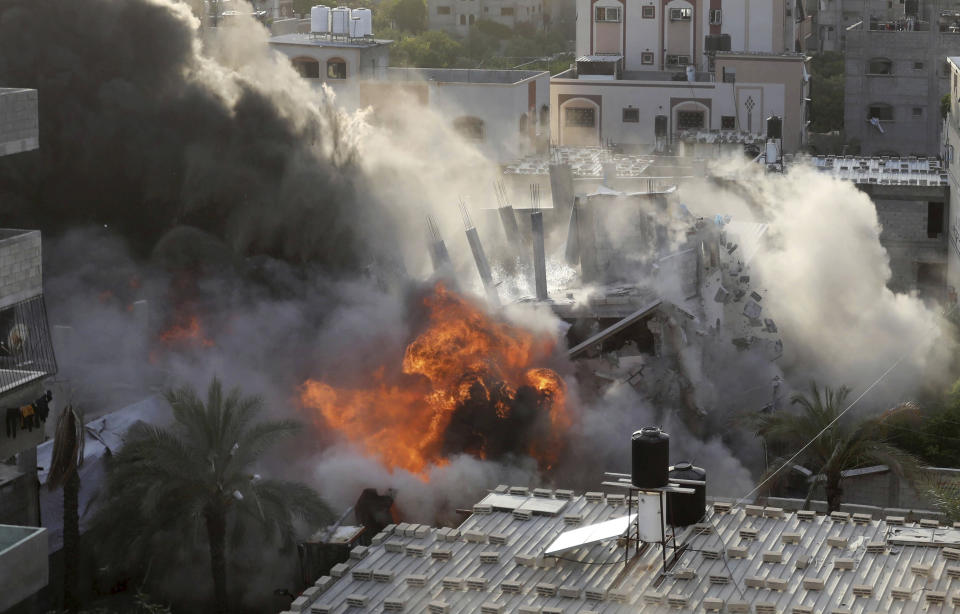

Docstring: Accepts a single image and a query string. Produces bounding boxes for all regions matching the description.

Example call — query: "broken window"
[928,201,945,238]
[565,107,596,127]
[292,57,320,78]
[622,107,639,123]
[867,57,893,74]
[676,110,705,130]
[867,103,894,121]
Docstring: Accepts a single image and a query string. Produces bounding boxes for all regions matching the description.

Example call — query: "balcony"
[0,525,48,611]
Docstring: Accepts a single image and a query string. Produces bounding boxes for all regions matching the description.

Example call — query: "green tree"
[90,378,329,614]
[808,51,845,133]
[391,30,462,67]
[388,0,427,33]
[756,382,920,512]
[48,405,85,613]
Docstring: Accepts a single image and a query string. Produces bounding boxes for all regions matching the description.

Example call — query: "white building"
[270,35,550,162]
[548,0,810,152]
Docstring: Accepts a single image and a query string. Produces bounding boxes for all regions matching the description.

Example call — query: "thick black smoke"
[0,0,386,269]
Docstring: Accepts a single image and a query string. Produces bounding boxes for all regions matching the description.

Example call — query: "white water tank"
[331,6,351,35]
[685,65,695,82]
[353,8,373,36]
[310,5,330,33]
[349,13,362,37]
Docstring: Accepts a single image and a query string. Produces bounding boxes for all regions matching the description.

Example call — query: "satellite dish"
[7,323,28,353]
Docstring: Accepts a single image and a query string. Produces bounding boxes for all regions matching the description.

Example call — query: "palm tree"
[756,381,920,513]
[90,378,330,614]
[48,405,85,614]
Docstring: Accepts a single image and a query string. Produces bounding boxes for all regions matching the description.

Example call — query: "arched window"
[867,103,894,121]
[519,113,528,133]
[867,57,893,75]
[327,57,347,79]
[453,116,485,141]
[539,104,549,126]
[292,57,320,79]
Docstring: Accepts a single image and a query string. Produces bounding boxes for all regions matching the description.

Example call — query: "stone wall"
[0,89,38,157]
[0,231,42,311]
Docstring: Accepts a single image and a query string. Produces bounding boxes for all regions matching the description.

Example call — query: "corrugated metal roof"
[810,155,948,187]
[285,489,960,613]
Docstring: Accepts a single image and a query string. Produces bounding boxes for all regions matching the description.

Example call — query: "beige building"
[549,0,810,152]
[427,0,545,36]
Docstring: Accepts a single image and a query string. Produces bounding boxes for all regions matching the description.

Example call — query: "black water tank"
[631,427,669,488]
[766,115,782,140]
[655,115,668,137]
[666,462,706,526]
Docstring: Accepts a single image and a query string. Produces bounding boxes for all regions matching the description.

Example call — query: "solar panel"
[544,514,636,556]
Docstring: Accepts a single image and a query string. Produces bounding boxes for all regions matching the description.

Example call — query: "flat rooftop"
[269,33,392,48]
[679,129,765,144]
[505,147,656,178]
[286,487,960,614]
[811,155,949,186]
[382,68,546,85]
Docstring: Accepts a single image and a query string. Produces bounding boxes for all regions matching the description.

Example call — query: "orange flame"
[159,315,214,348]
[299,283,570,476]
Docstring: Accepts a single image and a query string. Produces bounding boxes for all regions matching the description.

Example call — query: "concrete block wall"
[0,89,38,157]
[0,231,42,311]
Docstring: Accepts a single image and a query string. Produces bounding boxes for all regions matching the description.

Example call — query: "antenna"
[426,215,442,242]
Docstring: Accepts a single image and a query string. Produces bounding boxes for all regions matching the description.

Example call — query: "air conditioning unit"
[670,7,691,19]
[677,55,691,65]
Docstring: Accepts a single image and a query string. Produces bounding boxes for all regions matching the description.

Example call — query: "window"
[292,57,320,79]
[519,114,528,133]
[914,61,924,70]
[459,14,466,23]
[595,6,621,21]
[677,110,705,129]
[913,106,923,118]
[565,107,596,127]
[469,13,475,23]
[501,6,514,15]
[722,66,736,83]
[721,115,736,129]
[327,57,347,79]
[454,116,485,140]
[666,55,690,66]
[539,105,549,126]
[867,57,893,74]
[928,201,945,237]
[709,8,721,24]
[642,4,655,18]
[669,7,692,20]
[437,5,451,14]
[623,107,639,122]
[484,6,488,10]
[641,52,654,64]
[867,103,894,121]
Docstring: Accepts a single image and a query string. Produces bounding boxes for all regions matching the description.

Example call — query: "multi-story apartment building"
[427,0,545,36]
[0,87,55,614]
[843,0,960,156]
[549,0,810,151]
